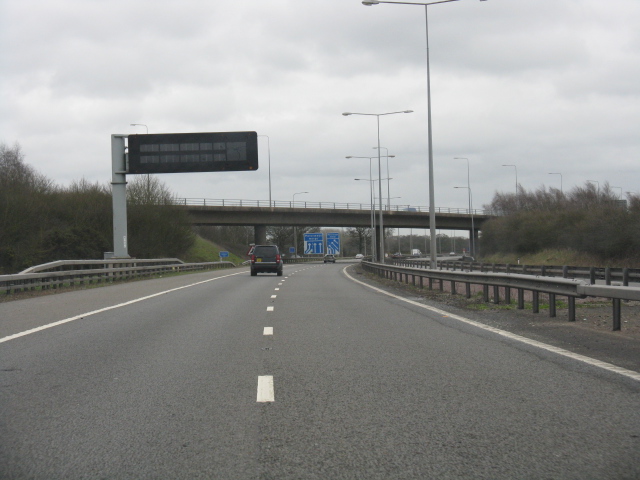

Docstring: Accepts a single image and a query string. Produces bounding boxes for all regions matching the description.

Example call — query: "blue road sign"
[289,247,296,254]
[327,232,340,255]
[219,251,229,258]
[304,233,324,255]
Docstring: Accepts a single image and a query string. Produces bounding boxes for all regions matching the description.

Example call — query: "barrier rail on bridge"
[177,198,490,215]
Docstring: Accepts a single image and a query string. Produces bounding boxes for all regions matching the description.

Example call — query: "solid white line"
[257,376,274,402]
[342,266,640,383]
[0,271,246,345]
[267,306,274,312]
[264,327,273,335]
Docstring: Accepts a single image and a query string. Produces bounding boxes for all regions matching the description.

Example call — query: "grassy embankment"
[479,249,639,269]
[182,235,246,265]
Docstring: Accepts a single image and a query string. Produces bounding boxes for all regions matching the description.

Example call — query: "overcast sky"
[2,0,639,219]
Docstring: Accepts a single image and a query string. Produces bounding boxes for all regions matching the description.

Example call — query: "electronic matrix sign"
[127,131,258,174]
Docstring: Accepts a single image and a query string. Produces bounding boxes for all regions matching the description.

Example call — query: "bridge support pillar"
[254,225,267,245]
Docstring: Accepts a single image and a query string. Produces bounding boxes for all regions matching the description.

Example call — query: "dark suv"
[323,254,336,263]
[250,245,283,276]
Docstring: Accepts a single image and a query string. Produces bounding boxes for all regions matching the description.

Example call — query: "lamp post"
[363,0,487,268]
[355,177,377,260]
[454,186,474,257]
[502,164,518,205]
[292,191,308,257]
[548,172,563,194]
[130,123,148,133]
[373,147,395,210]
[258,135,272,206]
[454,156,474,256]
[343,110,413,262]
[348,156,377,260]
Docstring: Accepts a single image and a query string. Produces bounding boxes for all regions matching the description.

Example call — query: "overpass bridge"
[177,198,493,245]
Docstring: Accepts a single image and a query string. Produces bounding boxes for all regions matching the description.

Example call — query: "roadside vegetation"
[479,183,640,268]
[0,143,194,274]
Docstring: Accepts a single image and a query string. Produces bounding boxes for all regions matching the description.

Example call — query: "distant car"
[391,253,403,258]
[324,254,336,263]
[355,253,364,259]
[449,252,456,256]
[250,245,283,276]
[460,255,475,262]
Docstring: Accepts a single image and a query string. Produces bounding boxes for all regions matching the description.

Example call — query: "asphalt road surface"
[1,263,639,479]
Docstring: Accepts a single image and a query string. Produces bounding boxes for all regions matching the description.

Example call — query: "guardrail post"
[465,282,471,299]
[589,267,596,284]
[483,285,489,302]
[504,287,511,305]
[451,280,456,295]
[517,288,524,309]
[549,293,556,317]
[568,297,576,321]
[428,277,433,290]
[623,268,629,287]
[493,285,499,304]
[439,279,444,292]
[612,299,621,331]
[563,266,569,279]
[532,291,539,313]
[605,267,611,286]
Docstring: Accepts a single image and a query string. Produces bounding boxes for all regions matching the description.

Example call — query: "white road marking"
[263,327,273,335]
[342,266,640,383]
[271,295,277,299]
[267,306,274,312]
[274,288,280,291]
[0,271,247,345]
[257,376,274,402]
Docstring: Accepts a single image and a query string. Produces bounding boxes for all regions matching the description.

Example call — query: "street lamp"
[454,186,474,257]
[454,157,474,256]
[292,191,309,257]
[130,123,148,133]
[355,177,377,260]
[348,156,377,259]
[548,172,563,194]
[363,0,487,269]
[373,147,396,210]
[258,135,272,206]
[343,110,413,262]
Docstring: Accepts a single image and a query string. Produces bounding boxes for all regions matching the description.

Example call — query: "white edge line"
[257,375,274,402]
[342,266,640,383]
[0,271,246,344]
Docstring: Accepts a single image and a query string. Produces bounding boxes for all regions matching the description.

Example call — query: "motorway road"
[1,263,639,479]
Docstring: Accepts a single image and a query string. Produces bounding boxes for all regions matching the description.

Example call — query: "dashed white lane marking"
[342,266,640,383]
[275,288,280,291]
[257,376,275,402]
[267,306,274,312]
[0,271,247,345]
[263,327,273,336]
[271,295,277,299]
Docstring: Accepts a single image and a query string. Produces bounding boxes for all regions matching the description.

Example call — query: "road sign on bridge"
[304,233,324,255]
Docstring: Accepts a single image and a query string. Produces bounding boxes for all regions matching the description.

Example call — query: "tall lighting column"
[362,0,487,268]
[348,156,378,260]
[343,110,413,262]
[454,157,474,256]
